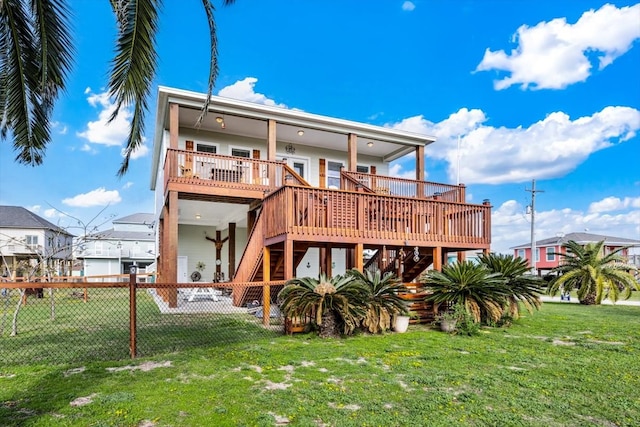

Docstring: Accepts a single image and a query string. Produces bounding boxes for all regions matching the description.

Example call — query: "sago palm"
[1,0,234,175]
[278,273,369,338]
[478,253,543,319]
[421,261,508,324]
[348,269,408,334]
[549,240,638,305]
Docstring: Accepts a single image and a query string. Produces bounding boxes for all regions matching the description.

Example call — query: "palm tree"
[548,240,638,305]
[478,253,543,319]
[278,273,369,338]
[347,269,408,334]
[421,261,508,324]
[1,0,234,175]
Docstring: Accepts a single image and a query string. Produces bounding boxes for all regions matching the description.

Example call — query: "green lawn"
[1,303,639,426]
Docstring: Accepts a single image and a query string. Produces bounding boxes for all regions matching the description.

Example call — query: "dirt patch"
[106,361,172,373]
[137,421,157,427]
[328,402,360,411]
[588,339,625,345]
[264,380,291,390]
[70,393,97,407]
[300,361,315,367]
[249,365,263,373]
[278,365,295,374]
[64,367,86,377]
[268,412,290,425]
[552,340,575,346]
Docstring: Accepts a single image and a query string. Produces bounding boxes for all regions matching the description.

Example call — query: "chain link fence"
[0,275,288,365]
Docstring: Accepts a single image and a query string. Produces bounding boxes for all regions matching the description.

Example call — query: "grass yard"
[1,302,639,426]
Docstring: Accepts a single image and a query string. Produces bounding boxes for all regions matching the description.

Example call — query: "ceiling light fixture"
[195,214,201,219]
[297,130,304,136]
[367,141,374,147]
[215,117,223,123]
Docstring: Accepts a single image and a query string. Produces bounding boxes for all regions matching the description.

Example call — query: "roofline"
[151,86,436,189]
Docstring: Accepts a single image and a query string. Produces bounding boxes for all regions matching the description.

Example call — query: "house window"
[356,165,369,173]
[327,161,343,188]
[196,143,217,154]
[546,247,555,261]
[293,161,305,178]
[517,249,525,260]
[26,235,38,247]
[535,248,540,262]
[95,242,103,255]
[48,236,54,248]
[231,148,251,158]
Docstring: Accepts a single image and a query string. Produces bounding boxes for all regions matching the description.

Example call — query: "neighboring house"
[0,206,74,278]
[76,213,156,281]
[511,232,640,276]
[150,86,493,307]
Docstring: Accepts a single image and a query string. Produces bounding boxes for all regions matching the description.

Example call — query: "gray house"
[76,213,156,281]
[0,206,75,278]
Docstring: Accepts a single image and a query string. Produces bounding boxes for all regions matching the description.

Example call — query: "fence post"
[129,265,137,358]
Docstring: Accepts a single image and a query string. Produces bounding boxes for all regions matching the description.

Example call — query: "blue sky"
[1,1,639,253]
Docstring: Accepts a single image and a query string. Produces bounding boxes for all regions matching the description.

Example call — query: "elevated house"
[150,87,492,307]
[76,213,156,281]
[0,206,74,278]
[511,232,640,276]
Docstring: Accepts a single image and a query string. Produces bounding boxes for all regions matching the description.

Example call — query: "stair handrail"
[233,208,265,282]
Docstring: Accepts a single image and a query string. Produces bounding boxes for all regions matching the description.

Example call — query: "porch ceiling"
[177,199,249,229]
[177,106,410,160]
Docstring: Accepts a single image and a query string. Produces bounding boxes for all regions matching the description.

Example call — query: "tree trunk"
[319,310,340,338]
[579,292,596,305]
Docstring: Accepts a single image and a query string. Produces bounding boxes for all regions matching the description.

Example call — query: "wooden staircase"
[366,247,433,283]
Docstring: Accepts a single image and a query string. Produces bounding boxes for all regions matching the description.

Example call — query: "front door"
[177,256,188,283]
[278,155,310,182]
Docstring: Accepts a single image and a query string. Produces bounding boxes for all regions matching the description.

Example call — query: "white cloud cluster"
[122,143,149,160]
[390,106,640,184]
[476,3,640,90]
[62,188,122,208]
[588,196,640,213]
[402,1,415,12]
[77,90,131,146]
[217,77,287,107]
[491,196,640,254]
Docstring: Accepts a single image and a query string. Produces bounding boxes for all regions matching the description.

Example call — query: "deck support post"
[433,246,442,272]
[284,240,294,281]
[354,243,364,272]
[347,133,357,172]
[229,223,236,279]
[166,191,178,307]
[457,251,466,262]
[262,247,271,327]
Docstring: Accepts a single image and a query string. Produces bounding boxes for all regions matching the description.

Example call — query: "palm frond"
[109,0,159,176]
[197,0,236,126]
[0,0,72,165]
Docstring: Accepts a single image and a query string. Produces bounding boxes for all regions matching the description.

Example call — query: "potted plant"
[436,303,465,333]
[392,313,410,333]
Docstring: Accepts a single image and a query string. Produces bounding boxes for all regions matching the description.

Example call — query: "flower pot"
[393,315,410,333]
[439,319,457,333]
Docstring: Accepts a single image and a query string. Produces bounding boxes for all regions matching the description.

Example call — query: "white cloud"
[402,1,415,12]
[388,162,420,180]
[62,188,122,208]
[490,197,640,254]
[588,196,640,213]
[123,143,149,160]
[28,205,41,213]
[43,208,64,218]
[476,3,640,90]
[218,77,287,107]
[122,182,134,190]
[77,90,131,146]
[51,121,68,135]
[390,106,640,184]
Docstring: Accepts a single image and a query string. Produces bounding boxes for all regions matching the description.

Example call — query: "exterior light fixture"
[306,261,311,268]
[297,130,304,136]
[215,116,223,123]
[285,143,296,154]
[367,141,374,147]
[195,214,201,219]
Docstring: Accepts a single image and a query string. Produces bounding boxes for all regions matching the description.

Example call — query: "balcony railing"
[262,185,490,246]
[164,149,296,192]
[342,171,465,202]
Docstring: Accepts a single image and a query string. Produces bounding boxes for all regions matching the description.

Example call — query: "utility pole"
[526,180,544,275]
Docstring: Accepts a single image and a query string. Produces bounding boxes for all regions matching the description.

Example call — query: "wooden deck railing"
[342,171,465,202]
[233,209,266,282]
[164,149,290,191]
[262,185,490,246]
